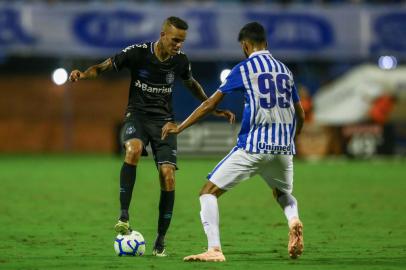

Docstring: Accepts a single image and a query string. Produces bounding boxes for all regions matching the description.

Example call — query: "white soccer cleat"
[152,248,167,257]
[183,248,226,262]
[288,219,304,259]
[152,235,167,257]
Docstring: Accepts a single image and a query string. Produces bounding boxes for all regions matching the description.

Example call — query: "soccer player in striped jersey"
[162,22,305,262]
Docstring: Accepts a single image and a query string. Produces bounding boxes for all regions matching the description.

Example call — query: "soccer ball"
[114,230,146,256]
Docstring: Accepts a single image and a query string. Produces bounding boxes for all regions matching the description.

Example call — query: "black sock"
[119,162,136,221]
[157,190,175,243]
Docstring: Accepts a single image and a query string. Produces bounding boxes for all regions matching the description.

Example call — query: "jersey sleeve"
[286,67,300,103]
[179,54,193,81]
[292,83,300,103]
[218,65,244,94]
[111,45,140,71]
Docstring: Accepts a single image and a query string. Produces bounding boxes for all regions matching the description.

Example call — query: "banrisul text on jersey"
[112,42,192,120]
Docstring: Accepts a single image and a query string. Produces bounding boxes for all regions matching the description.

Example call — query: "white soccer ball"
[114,230,146,256]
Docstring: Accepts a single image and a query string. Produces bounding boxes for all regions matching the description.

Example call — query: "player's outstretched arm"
[183,79,235,123]
[69,58,113,82]
[294,101,305,137]
[161,90,225,140]
[183,78,209,101]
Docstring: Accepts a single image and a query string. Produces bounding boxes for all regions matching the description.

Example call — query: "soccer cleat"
[288,219,304,259]
[152,247,167,257]
[152,236,167,257]
[114,220,131,235]
[183,248,226,262]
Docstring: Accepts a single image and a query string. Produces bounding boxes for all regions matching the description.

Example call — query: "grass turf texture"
[0,155,405,270]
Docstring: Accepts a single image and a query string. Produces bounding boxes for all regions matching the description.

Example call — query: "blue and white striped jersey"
[219,50,300,155]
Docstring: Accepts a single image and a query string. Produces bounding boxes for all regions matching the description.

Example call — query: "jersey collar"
[249,50,270,58]
[151,41,173,62]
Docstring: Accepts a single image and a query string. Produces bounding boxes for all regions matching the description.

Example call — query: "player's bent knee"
[161,178,175,191]
[159,165,176,191]
[274,188,292,199]
[160,174,175,191]
[124,140,143,165]
[199,182,225,198]
[273,188,284,199]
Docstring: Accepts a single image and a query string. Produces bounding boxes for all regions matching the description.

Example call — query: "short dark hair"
[165,16,188,30]
[238,22,266,43]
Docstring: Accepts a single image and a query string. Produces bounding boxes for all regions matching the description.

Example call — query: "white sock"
[276,193,299,227]
[199,194,221,250]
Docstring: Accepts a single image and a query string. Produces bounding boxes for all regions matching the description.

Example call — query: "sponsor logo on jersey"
[134,80,172,94]
[166,71,175,84]
[138,69,149,78]
[257,142,292,152]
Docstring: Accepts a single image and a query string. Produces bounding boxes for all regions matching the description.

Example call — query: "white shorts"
[208,147,294,194]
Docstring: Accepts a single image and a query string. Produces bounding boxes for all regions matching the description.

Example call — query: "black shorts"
[120,112,177,168]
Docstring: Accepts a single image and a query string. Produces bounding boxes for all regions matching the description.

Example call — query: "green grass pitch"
[0,155,405,270]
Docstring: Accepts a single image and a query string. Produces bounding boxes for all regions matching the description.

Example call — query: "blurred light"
[378,56,397,70]
[220,69,231,83]
[52,68,68,85]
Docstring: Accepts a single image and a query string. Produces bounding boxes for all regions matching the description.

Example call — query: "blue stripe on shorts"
[207,146,238,180]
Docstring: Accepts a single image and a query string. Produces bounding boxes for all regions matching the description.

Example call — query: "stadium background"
[0,1,405,270]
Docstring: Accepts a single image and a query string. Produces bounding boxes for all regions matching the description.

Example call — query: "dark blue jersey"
[112,42,192,120]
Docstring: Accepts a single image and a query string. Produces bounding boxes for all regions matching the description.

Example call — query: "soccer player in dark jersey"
[69,17,235,256]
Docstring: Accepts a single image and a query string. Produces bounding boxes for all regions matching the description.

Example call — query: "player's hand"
[69,70,84,82]
[161,122,180,140]
[213,109,235,124]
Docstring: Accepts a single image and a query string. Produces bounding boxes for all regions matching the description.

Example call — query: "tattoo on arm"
[183,78,208,102]
[97,58,113,73]
[83,58,113,79]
